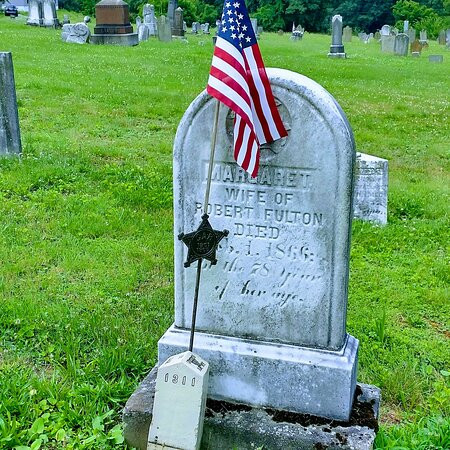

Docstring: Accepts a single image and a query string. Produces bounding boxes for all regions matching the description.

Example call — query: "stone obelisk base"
[90,33,138,46]
[123,367,380,450]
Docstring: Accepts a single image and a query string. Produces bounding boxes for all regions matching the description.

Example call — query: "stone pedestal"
[0,53,22,156]
[123,367,380,450]
[90,0,138,46]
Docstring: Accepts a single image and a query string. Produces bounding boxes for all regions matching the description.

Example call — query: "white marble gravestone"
[27,0,43,26]
[0,53,22,156]
[158,69,358,421]
[42,0,59,27]
[148,352,209,450]
[354,153,388,225]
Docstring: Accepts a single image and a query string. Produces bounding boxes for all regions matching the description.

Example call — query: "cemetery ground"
[0,11,449,450]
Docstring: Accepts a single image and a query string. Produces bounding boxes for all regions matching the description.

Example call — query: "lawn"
[0,10,449,450]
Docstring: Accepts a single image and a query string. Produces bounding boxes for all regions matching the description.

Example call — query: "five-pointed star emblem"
[179,214,229,268]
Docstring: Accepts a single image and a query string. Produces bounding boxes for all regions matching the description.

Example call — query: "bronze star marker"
[178,214,229,268]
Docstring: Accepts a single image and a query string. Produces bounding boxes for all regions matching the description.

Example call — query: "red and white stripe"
[207,36,287,178]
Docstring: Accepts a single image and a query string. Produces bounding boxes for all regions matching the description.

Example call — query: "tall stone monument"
[143,4,157,36]
[167,0,178,29]
[0,53,22,156]
[328,15,346,58]
[172,7,185,37]
[26,0,43,26]
[90,0,138,46]
[42,0,59,27]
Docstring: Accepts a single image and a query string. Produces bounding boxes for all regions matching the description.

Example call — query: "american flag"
[207,1,288,178]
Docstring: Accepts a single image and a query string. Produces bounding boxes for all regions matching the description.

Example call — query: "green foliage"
[0,13,449,449]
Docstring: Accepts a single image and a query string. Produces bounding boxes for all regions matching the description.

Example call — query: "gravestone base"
[328,52,347,58]
[90,32,138,46]
[158,325,358,421]
[123,367,380,450]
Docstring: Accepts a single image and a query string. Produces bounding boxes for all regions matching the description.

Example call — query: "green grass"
[0,11,449,449]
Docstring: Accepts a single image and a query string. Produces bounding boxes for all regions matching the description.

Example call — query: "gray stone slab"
[394,33,409,56]
[61,23,90,44]
[90,33,138,46]
[343,26,352,42]
[354,153,388,225]
[381,35,395,53]
[0,52,22,156]
[429,54,443,63]
[123,366,380,450]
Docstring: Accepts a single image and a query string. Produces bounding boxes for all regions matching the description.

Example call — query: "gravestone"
[419,29,427,44]
[143,4,157,36]
[381,35,395,53]
[328,15,346,58]
[159,68,359,421]
[342,25,352,42]
[380,24,390,36]
[407,27,415,42]
[277,29,284,35]
[202,23,210,34]
[84,16,91,23]
[136,15,142,28]
[359,32,369,43]
[447,29,450,47]
[429,54,443,63]
[167,0,177,29]
[138,24,150,41]
[90,0,138,46]
[157,15,172,42]
[410,39,422,55]
[438,30,445,44]
[61,23,90,43]
[354,153,388,225]
[191,22,200,34]
[251,18,258,36]
[403,20,409,32]
[394,33,409,56]
[374,31,381,40]
[257,26,263,35]
[26,0,43,26]
[172,7,185,37]
[147,352,209,450]
[42,0,59,27]
[63,14,70,24]
[0,53,22,156]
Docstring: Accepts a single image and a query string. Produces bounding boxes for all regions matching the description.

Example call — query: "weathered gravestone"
[0,53,22,156]
[354,153,388,225]
[342,25,352,42]
[162,67,359,419]
[136,15,142,28]
[403,20,409,32]
[172,7,185,37]
[407,27,416,42]
[143,4,157,36]
[380,24,390,36]
[328,15,346,58]
[61,23,90,43]
[191,22,200,34]
[123,68,381,450]
[419,29,427,44]
[157,15,172,42]
[438,30,446,45]
[42,0,59,27]
[447,29,450,47]
[138,23,150,41]
[26,0,43,26]
[251,18,258,36]
[374,31,381,40]
[63,14,70,24]
[381,35,395,53]
[167,0,177,29]
[429,54,444,63]
[394,33,409,56]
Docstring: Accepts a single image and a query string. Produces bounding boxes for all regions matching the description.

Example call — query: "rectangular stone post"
[0,53,22,156]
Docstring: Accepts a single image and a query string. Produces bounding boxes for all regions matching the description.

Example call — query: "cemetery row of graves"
[0,4,449,449]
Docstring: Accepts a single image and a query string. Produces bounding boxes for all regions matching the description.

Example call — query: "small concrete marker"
[147,351,209,450]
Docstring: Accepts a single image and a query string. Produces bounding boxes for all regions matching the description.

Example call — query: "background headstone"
[381,35,395,53]
[380,24,390,36]
[172,7,185,37]
[354,153,388,225]
[328,15,346,58]
[42,0,59,27]
[407,27,416,42]
[410,39,422,54]
[157,15,172,42]
[429,54,443,63]
[447,29,450,47]
[392,27,399,35]
[394,33,409,56]
[63,14,70,24]
[419,29,427,44]
[159,68,358,420]
[342,25,352,42]
[403,20,409,32]
[191,22,200,34]
[374,31,381,40]
[26,0,43,26]
[0,53,22,156]
[143,4,157,36]
[136,15,141,28]
[251,18,258,36]
[202,22,210,34]
[167,0,177,29]
[438,30,446,45]
[138,24,150,41]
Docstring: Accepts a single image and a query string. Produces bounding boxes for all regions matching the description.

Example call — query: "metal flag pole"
[178,99,228,353]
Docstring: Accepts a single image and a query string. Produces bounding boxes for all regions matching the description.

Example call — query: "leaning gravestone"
[161,68,359,419]
[394,33,409,56]
[0,53,22,156]
[354,153,388,225]
[27,0,43,26]
[381,35,395,53]
[342,25,352,42]
[61,23,90,44]
[157,15,172,42]
[42,0,59,28]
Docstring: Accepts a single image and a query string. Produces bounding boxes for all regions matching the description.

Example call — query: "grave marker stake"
[178,99,228,352]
